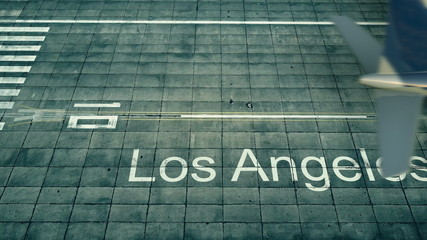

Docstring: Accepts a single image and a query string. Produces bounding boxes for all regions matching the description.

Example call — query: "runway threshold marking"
[0,89,20,96]
[0,45,41,51]
[0,55,37,61]
[0,77,26,84]
[0,26,49,130]
[0,36,46,41]
[0,27,50,32]
[0,102,14,109]
[0,66,31,72]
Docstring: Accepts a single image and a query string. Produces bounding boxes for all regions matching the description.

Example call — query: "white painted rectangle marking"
[0,89,20,96]
[0,66,31,72]
[0,55,36,61]
[0,45,41,51]
[0,77,25,84]
[0,102,14,109]
[180,114,368,119]
[68,116,118,129]
[74,102,121,108]
[0,122,4,130]
[0,36,46,41]
[0,27,50,32]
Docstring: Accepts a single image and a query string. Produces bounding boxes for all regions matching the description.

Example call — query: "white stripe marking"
[0,55,36,61]
[0,36,46,41]
[74,102,121,108]
[0,102,14,109]
[0,19,388,25]
[0,122,4,130]
[0,89,20,96]
[0,27,50,32]
[68,116,118,129]
[0,77,25,84]
[0,66,31,72]
[0,45,41,51]
[180,114,368,119]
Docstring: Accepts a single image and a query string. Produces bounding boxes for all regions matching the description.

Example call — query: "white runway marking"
[0,19,388,25]
[0,66,31,72]
[0,55,36,61]
[0,36,46,41]
[0,89,20,96]
[0,77,25,84]
[180,114,369,119]
[0,102,14,109]
[0,26,49,130]
[74,102,121,108]
[68,116,118,129]
[0,45,41,51]
[0,27,50,32]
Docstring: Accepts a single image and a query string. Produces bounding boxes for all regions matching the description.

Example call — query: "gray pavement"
[1,0,427,239]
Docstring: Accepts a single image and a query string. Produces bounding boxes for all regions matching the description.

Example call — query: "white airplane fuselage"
[360,72,427,95]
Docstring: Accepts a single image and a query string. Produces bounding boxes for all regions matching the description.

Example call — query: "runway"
[0,0,426,239]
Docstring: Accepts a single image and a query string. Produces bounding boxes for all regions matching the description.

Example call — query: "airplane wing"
[331,16,424,177]
[330,16,382,74]
[375,90,423,177]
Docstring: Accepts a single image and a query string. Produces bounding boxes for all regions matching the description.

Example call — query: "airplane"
[331,0,427,177]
